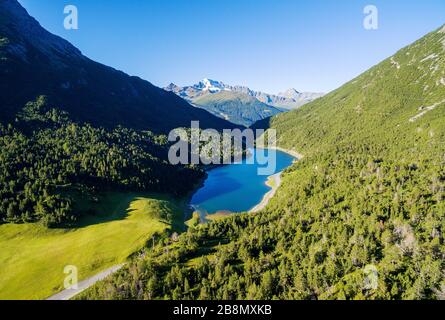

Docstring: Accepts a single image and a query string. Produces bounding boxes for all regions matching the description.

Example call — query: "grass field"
[0,192,185,300]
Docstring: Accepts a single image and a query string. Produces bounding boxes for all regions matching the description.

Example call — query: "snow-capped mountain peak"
[196,78,230,93]
[165,79,324,110]
[278,88,302,99]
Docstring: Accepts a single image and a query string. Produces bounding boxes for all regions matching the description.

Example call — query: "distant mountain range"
[165,79,324,126]
[0,0,238,133]
[192,91,283,127]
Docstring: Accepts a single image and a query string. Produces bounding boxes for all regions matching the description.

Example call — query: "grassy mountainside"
[81,25,445,300]
[193,91,283,127]
[269,25,445,157]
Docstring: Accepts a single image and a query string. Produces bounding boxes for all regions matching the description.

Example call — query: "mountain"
[0,0,242,228]
[193,91,283,127]
[83,24,445,300]
[194,78,227,93]
[0,0,237,134]
[165,78,323,126]
[267,25,445,156]
[165,79,283,126]
[166,78,324,110]
[276,88,325,109]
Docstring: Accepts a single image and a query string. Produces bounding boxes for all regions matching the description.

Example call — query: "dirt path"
[46,264,124,300]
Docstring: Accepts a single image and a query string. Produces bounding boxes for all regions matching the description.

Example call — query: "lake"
[190,148,296,219]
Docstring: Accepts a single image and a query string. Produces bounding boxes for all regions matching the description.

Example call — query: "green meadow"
[0,192,185,300]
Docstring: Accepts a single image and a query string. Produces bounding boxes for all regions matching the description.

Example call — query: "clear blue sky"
[18,0,445,93]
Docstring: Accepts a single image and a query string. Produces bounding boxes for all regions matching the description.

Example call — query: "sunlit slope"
[260,24,445,299]
[269,25,445,158]
[0,193,184,300]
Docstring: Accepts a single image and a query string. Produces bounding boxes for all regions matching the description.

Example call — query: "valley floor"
[0,193,185,300]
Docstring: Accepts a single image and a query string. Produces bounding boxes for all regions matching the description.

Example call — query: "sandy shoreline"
[250,146,303,213]
[195,146,303,216]
[250,172,282,213]
[48,146,303,300]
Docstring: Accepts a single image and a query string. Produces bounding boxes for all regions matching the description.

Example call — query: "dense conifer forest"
[2,0,445,302]
[79,25,445,300]
[0,97,204,227]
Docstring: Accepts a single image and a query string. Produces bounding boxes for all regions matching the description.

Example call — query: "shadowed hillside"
[0,0,238,133]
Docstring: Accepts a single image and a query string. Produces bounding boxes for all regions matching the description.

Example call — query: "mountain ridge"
[165,78,324,126]
[165,78,324,110]
[0,0,238,133]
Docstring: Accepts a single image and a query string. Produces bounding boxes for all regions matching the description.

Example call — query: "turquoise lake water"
[190,149,296,216]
